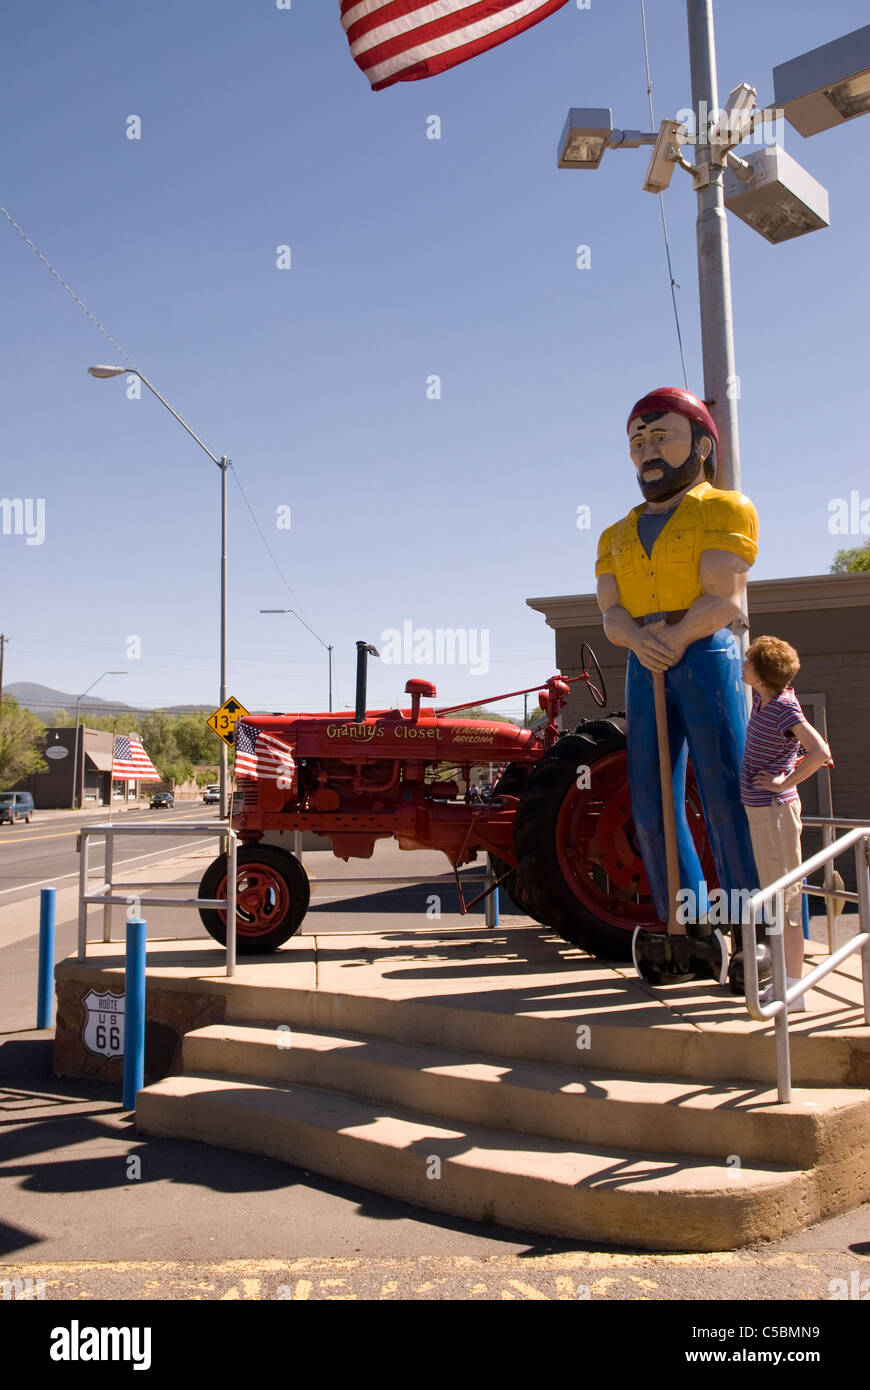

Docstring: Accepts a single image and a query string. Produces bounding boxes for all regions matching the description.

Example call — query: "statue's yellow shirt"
[595,481,758,618]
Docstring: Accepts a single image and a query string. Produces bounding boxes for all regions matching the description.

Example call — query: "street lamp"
[555,0,854,505]
[88,364,232,821]
[72,671,126,809]
[259,609,334,711]
[774,23,870,136]
[723,144,830,244]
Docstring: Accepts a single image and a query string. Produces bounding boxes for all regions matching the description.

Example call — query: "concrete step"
[221,977,870,1088]
[182,1021,870,1170]
[135,1072,816,1252]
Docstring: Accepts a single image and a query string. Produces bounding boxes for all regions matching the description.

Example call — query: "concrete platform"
[54,926,870,1251]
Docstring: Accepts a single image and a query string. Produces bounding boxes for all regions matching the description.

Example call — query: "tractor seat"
[404,679,437,699]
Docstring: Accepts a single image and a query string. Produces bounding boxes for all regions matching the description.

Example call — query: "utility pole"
[687,0,750,681]
[687,0,741,496]
[0,634,7,724]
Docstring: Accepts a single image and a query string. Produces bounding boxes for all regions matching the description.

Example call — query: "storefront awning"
[85,750,114,772]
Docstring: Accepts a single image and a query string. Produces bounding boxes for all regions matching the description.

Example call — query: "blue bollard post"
[123,918,147,1112]
[37,887,56,1029]
[802,879,811,940]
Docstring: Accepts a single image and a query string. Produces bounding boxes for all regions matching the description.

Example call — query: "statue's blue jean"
[626,628,759,925]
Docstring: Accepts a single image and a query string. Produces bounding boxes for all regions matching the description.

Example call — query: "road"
[0,804,224,908]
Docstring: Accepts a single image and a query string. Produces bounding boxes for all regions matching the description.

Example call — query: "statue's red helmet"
[627,387,719,445]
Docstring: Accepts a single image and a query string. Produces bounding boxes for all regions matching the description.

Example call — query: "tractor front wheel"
[198,844,310,954]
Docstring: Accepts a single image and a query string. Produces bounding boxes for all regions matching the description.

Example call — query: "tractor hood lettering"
[325,723,385,741]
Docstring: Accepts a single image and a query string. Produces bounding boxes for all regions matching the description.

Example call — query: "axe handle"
[652,668,685,936]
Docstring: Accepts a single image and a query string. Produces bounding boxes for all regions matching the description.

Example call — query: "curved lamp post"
[88,364,231,820]
[72,671,127,809]
[260,609,334,711]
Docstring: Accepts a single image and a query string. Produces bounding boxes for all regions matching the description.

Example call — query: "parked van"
[0,791,34,824]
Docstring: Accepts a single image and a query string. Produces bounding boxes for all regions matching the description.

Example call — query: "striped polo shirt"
[741,688,805,806]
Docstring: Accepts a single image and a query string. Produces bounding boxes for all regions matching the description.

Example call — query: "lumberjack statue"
[596,387,760,983]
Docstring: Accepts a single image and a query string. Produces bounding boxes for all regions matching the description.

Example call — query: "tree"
[137,711,180,768]
[830,540,870,573]
[0,696,48,785]
[160,758,195,786]
[174,714,222,763]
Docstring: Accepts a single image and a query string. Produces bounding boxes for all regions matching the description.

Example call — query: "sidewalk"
[2,842,870,1297]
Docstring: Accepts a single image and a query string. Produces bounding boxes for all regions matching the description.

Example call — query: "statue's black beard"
[637,438,705,502]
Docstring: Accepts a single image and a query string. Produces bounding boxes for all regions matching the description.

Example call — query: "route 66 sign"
[82,989,125,1057]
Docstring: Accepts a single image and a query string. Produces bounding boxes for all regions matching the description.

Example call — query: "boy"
[741,636,832,1010]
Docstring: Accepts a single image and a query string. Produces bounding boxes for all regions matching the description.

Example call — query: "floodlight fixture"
[723,144,830,244]
[641,120,687,194]
[557,109,613,169]
[773,24,870,136]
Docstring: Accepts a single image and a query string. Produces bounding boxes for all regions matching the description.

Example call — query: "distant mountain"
[5,682,215,719]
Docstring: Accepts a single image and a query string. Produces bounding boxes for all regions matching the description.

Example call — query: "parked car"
[0,791,34,824]
[202,784,221,805]
[150,791,174,809]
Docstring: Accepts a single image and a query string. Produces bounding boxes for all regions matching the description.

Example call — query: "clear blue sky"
[2,0,868,722]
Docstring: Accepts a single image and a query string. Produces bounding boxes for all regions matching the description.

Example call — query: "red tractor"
[198,641,715,957]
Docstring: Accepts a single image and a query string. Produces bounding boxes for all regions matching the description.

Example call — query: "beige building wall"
[527,572,870,836]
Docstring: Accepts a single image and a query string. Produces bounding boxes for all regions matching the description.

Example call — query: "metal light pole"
[89,365,231,820]
[687,0,741,495]
[72,671,126,809]
[259,609,334,711]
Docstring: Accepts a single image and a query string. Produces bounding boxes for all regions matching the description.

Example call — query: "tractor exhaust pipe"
[354,641,380,722]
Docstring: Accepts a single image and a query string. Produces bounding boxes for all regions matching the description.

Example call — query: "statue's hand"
[633,619,676,672]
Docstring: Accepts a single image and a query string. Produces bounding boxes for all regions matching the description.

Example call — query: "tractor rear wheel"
[198,844,310,955]
[514,719,714,961]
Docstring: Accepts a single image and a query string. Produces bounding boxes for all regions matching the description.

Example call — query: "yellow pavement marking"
[504,1279,549,1300]
[0,1249,828,1301]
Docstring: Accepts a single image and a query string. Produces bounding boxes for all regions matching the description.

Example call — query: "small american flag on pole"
[341,0,571,92]
[234,721,297,788]
[112,734,160,782]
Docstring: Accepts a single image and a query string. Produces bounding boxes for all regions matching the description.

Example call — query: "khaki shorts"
[745,797,803,928]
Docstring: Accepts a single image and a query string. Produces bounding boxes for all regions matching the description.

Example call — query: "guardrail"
[742,821,870,1102]
[77,821,238,977]
[802,816,867,951]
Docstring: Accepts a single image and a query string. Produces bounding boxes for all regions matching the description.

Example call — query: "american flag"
[112,734,160,782]
[341,0,570,92]
[234,721,297,787]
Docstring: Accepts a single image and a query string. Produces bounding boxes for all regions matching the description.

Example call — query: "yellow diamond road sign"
[207,696,250,746]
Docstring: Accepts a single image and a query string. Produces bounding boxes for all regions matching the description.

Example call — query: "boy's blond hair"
[746,635,800,692]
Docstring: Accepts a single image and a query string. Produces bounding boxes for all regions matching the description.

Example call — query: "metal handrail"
[741,822,870,1102]
[802,816,866,951]
[77,821,238,977]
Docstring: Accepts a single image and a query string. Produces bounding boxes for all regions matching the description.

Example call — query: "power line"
[1,203,312,622]
[229,465,310,622]
[639,0,690,390]
[1,206,137,368]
